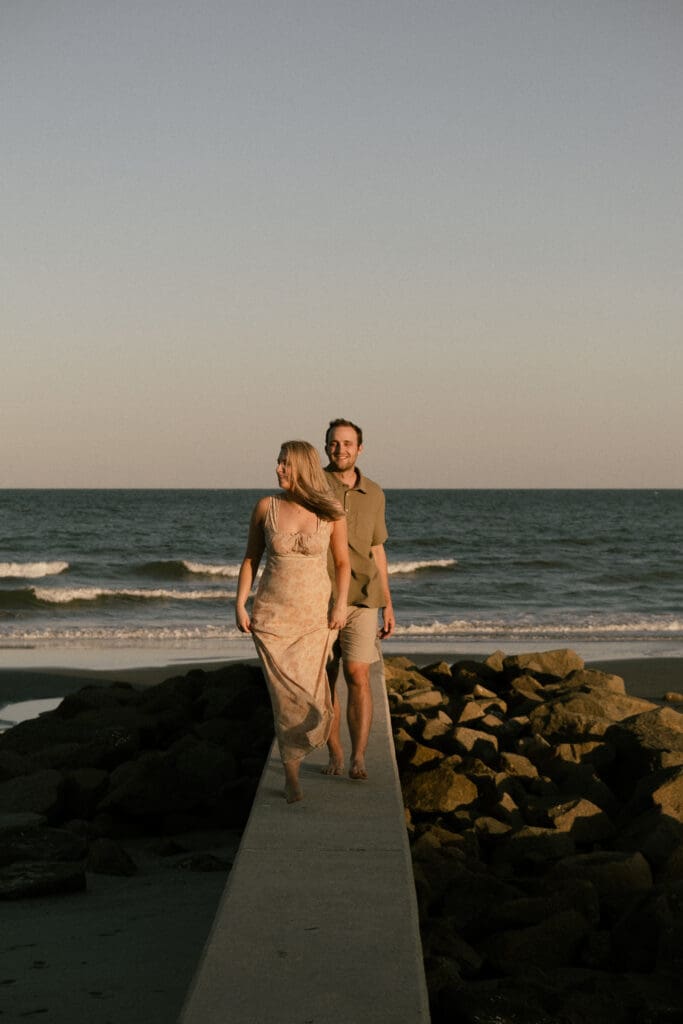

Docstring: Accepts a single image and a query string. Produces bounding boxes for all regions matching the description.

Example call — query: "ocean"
[1,489,682,663]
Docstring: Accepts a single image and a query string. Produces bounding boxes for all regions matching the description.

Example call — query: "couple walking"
[235,419,395,803]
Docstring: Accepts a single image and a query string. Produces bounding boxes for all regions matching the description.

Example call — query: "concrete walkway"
[179,659,430,1023]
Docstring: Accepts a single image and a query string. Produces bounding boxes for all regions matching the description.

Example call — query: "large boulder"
[402,764,478,814]
[480,907,592,973]
[503,649,585,680]
[548,850,653,917]
[0,769,64,821]
[0,861,86,900]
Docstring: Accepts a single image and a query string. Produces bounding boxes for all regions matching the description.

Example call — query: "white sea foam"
[0,561,69,579]
[0,624,244,642]
[183,561,241,577]
[2,617,682,646]
[388,558,457,575]
[32,587,236,604]
[393,617,683,637]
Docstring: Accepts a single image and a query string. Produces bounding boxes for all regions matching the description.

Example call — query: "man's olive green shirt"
[324,467,389,608]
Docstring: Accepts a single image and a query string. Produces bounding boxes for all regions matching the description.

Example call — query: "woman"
[235,441,350,803]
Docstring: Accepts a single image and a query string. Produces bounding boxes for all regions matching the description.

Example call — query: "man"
[322,418,395,780]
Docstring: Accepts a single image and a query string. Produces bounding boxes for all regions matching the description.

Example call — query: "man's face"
[326,426,362,473]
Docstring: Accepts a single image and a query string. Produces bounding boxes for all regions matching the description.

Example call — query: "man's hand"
[379,604,395,639]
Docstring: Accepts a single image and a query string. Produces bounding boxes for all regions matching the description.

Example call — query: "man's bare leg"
[322,688,345,774]
[323,656,345,775]
[283,757,303,803]
[344,660,372,780]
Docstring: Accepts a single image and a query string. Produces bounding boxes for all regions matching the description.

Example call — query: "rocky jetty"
[386,650,683,1024]
[0,663,273,899]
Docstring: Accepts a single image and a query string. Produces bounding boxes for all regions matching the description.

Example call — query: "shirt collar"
[325,466,367,492]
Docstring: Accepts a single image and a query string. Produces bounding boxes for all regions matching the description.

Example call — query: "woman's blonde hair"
[279,440,344,521]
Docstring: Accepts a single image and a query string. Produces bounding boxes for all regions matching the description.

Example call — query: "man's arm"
[371,543,395,639]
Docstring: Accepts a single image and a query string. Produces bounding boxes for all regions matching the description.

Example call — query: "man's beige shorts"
[337,606,380,664]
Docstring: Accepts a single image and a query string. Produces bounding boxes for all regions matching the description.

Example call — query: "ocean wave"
[2,616,682,647]
[0,624,245,643]
[139,559,241,579]
[0,561,69,580]
[393,617,683,638]
[20,589,237,602]
[388,559,457,575]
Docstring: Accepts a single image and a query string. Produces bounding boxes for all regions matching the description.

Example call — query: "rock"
[480,907,591,973]
[483,878,601,932]
[419,661,453,688]
[391,647,683,1018]
[0,861,86,899]
[452,727,498,763]
[1,825,86,867]
[661,842,683,880]
[483,650,506,673]
[472,683,498,700]
[86,837,137,876]
[383,659,434,693]
[403,687,448,711]
[100,738,237,821]
[56,682,140,717]
[611,886,676,972]
[508,673,545,704]
[0,750,31,781]
[650,767,683,819]
[421,711,454,742]
[499,752,539,779]
[455,701,486,725]
[529,690,658,744]
[63,768,109,819]
[548,850,653,917]
[176,853,231,871]
[559,668,626,694]
[550,739,615,770]
[492,826,576,870]
[610,706,683,770]
[0,712,142,769]
[474,816,511,837]
[397,738,443,770]
[503,648,585,680]
[0,769,64,821]
[402,764,478,814]
[0,811,45,835]
[450,659,498,688]
[439,869,524,935]
[547,797,615,843]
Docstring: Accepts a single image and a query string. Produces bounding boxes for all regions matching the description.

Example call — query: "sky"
[2,1,682,488]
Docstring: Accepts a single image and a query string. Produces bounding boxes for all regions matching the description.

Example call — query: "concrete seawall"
[180,658,430,1023]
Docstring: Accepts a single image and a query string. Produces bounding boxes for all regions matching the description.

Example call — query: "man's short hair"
[325,418,363,446]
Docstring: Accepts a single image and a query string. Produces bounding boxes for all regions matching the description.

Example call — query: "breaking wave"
[0,561,69,580]
[393,616,683,639]
[139,560,241,579]
[0,586,235,609]
[388,559,457,575]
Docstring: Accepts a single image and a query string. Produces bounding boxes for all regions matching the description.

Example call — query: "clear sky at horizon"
[3,1,682,488]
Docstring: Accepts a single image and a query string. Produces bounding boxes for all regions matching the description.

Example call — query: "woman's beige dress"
[251,496,335,763]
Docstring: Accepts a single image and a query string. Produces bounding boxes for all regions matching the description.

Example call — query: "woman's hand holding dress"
[328,601,347,631]
[235,605,252,633]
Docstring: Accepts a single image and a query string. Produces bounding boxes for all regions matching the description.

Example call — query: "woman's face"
[276,450,292,490]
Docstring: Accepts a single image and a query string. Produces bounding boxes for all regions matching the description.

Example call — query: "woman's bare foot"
[322,755,344,776]
[284,758,303,803]
[284,781,303,803]
[349,760,368,780]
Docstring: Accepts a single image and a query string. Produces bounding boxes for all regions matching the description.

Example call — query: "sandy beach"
[1,648,681,1022]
